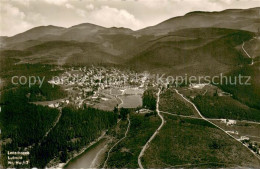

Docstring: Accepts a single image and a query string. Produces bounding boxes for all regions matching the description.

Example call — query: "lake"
[65,139,109,168]
[119,95,143,108]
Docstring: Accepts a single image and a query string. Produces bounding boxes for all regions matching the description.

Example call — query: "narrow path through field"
[138,88,165,169]
[245,135,260,139]
[109,88,125,107]
[208,118,260,125]
[38,108,62,146]
[27,107,62,149]
[103,115,131,168]
[174,89,260,160]
[162,111,260,125]
[45,108,62,137]
[242,41,254,65]
[161,111,202,120]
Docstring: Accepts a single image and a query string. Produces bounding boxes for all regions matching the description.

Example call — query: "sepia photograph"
[0,0,260,168]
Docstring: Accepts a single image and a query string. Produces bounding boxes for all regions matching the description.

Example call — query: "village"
[45,66,154,111]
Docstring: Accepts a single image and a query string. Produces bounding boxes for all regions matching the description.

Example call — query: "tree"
[120,108,130,120]
[113,106,119,114]
[142,89,156,111]
[60,150,68,162]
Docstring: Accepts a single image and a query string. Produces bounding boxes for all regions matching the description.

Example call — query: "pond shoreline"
[49,131,107,168]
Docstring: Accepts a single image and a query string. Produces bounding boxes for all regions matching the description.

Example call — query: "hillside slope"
[129,28,253,75]
[138,7,260,35]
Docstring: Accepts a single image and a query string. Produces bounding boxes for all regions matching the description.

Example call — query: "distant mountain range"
[1,7,259,75]
[139,7,260,35]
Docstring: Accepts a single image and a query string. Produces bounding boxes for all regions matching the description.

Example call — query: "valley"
[1,6,260,169]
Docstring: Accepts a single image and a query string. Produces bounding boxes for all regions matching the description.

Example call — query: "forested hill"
[0,87,117,168]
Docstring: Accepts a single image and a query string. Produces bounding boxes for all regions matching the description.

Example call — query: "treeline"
[1,83,66,103]
[194,95,260,122]
[27,83,66,102]
[1,63,67,102]
[142,88,157,110]
[113,107,130,120]
[30,106,117,168]
[0,88,60,168]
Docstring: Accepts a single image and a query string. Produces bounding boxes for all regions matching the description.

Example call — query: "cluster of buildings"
[47,66,152,109]
[220,119,237,126]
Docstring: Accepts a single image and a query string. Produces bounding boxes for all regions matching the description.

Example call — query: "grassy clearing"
[142,114,260,168]
[105,113,160,168]
[159,89,198,117]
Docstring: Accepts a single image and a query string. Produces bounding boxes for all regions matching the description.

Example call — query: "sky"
[0,0,259,36]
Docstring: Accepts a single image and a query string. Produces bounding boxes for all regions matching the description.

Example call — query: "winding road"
[138,88,165,169]
[103,115,131,168]
[174,89,260,160]
[242,41,254,65]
